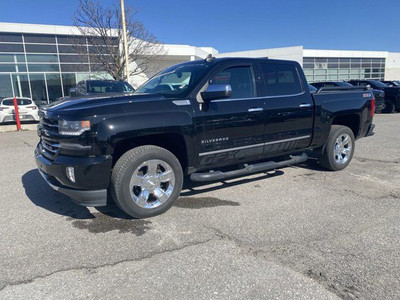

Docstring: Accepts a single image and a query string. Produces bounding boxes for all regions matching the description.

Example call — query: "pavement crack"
[0,237,215,292]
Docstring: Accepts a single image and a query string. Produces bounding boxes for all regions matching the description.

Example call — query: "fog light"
[66,167,75,183]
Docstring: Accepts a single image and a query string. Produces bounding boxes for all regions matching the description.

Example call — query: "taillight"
[370,97,375,117]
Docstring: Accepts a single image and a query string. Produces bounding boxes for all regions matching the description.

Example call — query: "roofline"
[0,22,85,36]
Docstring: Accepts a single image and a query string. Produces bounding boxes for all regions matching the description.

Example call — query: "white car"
[0,97,40,123]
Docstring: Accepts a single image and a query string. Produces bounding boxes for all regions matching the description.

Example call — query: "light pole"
[120,0,130,82]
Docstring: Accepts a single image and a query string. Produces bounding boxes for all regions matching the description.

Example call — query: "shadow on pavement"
[22,168,286,219]
[22,169,131,220]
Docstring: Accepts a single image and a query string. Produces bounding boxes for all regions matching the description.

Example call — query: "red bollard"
[13,97,21,131]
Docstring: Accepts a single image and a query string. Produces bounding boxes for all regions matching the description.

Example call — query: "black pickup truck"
[35,57,375,218]
[348,80,400,113]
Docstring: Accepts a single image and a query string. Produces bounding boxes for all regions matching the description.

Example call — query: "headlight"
[58,120,91,136]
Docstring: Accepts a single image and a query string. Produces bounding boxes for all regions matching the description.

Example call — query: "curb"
[0,124,38,133]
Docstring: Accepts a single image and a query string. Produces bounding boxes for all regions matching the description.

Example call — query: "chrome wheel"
[334,134,352,164]
[129,159,175,209]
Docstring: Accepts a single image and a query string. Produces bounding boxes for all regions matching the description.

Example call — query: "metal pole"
[120,0,130,83]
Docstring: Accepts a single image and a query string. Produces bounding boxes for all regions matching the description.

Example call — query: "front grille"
[39,137,60,161]
[41,116,58,134]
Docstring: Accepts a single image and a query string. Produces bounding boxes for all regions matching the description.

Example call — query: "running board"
[190,153,308,182]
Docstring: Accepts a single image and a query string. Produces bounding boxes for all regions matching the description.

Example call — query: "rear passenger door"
[259,62,313,155]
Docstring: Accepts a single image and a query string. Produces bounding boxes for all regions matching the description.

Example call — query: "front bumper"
[35,146,112,206]
[0,113,38,123]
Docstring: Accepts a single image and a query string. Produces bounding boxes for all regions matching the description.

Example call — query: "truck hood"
[43,93,169,118]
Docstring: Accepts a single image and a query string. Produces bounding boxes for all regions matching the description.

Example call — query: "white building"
[0,22,399,102]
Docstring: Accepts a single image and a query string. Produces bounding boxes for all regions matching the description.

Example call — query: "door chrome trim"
[199,135,311,156]
[264,135,311,146]
[199,143,265,156]
[172,100,191,106]
[299,103,312,108]
[248,107,264,112]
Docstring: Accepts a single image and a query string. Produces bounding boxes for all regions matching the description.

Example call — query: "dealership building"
[1,22,400,103]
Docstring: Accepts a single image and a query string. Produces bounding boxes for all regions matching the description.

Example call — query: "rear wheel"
[111,145,183,218]
[383,98,395,113]
[319,125,355,171]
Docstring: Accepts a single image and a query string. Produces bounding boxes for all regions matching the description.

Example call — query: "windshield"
[370,81,388,88]
[336,82,353,86]
[135,62,210,97]
[87,81,134,94]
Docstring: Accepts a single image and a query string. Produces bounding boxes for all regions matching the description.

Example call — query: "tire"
[382,98,395,113]
[318,125,355,171]
[111,145,183,218]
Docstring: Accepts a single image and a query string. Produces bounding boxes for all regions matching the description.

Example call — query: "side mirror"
[201,84,232,101]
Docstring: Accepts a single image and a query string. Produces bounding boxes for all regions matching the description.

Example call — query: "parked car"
[0,97,39,123]
[382,80,400,87]
[312,81,385,113]
[70,80,135,97]
[348,80,400,113]
[36,57,375,218]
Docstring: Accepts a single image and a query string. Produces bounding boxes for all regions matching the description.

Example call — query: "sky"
[0,0,399,53]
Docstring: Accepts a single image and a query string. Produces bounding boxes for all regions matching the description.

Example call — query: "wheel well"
[331,114,360,138]
[112,134,188,172]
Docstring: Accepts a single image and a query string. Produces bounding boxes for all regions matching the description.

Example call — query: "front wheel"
[318,125,355,171]
[111,145,183,218]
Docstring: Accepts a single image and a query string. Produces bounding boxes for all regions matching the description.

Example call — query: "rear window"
[261,63,302,96]
[2,99,32,106]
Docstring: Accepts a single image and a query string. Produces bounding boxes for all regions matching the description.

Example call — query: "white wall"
[217,46,304,65]
[385,52,400,80]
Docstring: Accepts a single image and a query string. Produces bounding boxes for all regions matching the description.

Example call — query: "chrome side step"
[190,153,308,182]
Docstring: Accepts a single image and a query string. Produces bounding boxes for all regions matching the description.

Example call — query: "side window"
[261,63,302,96]
[357,82,368,87]
[209,66,255,99]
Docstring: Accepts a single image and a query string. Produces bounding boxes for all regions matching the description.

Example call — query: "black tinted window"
[261,63,302,96]
[24,34,55,44]
[2,99,32,106]
[0,33,22,42]
[210,66,255,99]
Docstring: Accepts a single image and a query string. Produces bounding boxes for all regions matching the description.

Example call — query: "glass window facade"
[0,32,115,102]
[303,57,385,83]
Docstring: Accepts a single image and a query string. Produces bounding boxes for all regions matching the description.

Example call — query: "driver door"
[192,63,266,168]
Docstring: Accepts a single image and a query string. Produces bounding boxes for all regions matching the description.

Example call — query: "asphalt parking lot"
[0,114,399,300]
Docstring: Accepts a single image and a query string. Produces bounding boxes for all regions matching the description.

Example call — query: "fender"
[311,91,372,148]
[95,107,197,167]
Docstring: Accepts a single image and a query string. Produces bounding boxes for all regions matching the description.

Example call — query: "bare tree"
[73,0,165,81]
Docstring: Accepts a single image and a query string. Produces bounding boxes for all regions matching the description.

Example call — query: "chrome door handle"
[299,103,312,108]
[248,107,264,112]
